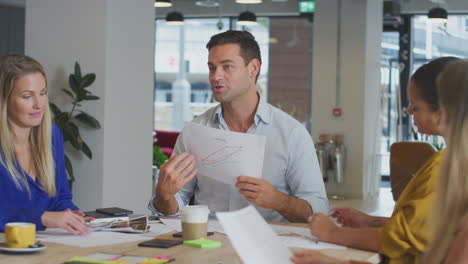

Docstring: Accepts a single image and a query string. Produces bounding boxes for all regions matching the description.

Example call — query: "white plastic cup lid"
[181,205,210,223]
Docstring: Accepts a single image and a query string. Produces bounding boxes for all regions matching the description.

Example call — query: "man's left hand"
[236,176,283,209]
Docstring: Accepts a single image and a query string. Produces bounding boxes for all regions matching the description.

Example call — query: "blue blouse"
[0,124,78,231]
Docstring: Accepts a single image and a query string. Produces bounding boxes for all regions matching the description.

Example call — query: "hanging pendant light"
[154,0,172,7]
[237,11,257,26]
[166,11,184,25]
[235,0,262,3]
[428,7,448,22]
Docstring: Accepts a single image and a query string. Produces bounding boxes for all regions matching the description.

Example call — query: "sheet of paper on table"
[87,215,149,233]
[182,122,266,185]
[160,218,225,234]
[279,236,347,250]
[216,205,293,264]
[37,223,175,247]
[271,224,316,239]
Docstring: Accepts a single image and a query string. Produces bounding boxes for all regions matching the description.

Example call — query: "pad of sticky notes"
[64,254,174,264]
[182,238,222,248]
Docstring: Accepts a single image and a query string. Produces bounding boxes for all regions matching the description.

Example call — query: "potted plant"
[152,133,168,195]
[49,62,101,188]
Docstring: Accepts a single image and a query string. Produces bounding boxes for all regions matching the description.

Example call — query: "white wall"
[312,0,383,199]
[25,0,154,213]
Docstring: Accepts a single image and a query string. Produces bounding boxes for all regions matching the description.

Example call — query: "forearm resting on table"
[154,193,179,215]
[368,216,389,227]
[328,227,380,252]
[276,193,312,223]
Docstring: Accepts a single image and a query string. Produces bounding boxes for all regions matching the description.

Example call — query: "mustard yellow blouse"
[377,149,445,264]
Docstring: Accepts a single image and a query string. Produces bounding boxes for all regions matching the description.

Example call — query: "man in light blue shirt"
[149,30,328,222]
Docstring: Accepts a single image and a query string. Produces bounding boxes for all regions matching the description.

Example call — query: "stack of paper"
[87,216,149,233]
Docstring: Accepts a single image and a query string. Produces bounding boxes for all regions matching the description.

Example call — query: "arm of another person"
[291,250,371,264]
[332,206,390,228]
[151,134,197,215]
[309,213,380,252]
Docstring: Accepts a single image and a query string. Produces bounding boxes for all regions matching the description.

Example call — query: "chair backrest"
[390,141,436,201]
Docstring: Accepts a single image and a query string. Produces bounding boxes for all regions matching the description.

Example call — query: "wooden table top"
[0,226,380,264]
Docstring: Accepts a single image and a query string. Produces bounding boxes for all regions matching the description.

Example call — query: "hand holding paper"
[236,176,283,209]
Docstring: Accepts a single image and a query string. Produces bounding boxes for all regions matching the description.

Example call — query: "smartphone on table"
[138,238,182,248]
[95,207,133,216]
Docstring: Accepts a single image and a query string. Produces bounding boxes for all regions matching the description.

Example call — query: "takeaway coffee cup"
[5,222,36,248]
[180,205,210,241]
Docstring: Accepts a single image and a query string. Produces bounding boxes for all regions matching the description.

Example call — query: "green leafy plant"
[49,62,101,185]
[422,134,445,151]
[153,145,168,168]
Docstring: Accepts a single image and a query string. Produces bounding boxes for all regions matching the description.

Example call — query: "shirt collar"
[214,94,271,127]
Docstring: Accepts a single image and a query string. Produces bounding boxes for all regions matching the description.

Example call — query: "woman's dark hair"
[411,56,460,111]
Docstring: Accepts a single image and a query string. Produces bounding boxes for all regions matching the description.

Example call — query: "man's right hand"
[155,152,197,201]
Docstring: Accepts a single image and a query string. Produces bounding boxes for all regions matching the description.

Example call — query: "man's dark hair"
[411,56,460,111]
[206,30,262,82]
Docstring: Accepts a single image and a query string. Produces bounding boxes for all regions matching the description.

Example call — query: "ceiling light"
[237,11,257,26]
[154,0,172,7]
[235,0,263,4]
[428,7,448,22]
[166,11,184,25]
[195,0,220,7]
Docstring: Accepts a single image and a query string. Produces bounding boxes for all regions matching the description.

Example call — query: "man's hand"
[41,209,88,235]
[235,176,283,210]
[155,152,197,201]
[331,207,373,228]
[308,213,338,242]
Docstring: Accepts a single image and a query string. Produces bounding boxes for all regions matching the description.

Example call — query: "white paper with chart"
[182,122,266,185]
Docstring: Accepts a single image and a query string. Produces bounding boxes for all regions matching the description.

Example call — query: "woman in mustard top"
[291,57,460,264]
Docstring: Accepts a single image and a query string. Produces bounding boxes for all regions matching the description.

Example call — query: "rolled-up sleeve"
[286,125,329,215]
[148,131,197,216]
[377,199,431,262]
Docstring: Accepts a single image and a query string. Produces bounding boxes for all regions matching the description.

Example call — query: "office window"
[410,15,468,145]
[154,18,270,130]
[379,31,400,176]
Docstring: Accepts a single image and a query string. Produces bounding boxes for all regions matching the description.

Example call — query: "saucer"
[0,242,46,253]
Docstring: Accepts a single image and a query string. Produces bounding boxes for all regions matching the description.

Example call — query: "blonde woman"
[0,54,88,234]
[423,60,468,263]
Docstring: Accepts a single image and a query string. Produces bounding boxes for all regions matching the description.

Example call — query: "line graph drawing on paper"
[201,146,243,167]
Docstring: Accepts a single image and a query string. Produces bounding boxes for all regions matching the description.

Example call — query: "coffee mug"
[180,205,210,241]
[5,222,36,248]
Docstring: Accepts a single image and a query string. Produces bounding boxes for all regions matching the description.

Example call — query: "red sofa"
[153,129,180,157]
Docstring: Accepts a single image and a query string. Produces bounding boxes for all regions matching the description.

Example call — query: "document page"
[183,122,266,185]
[216,206,292,264]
